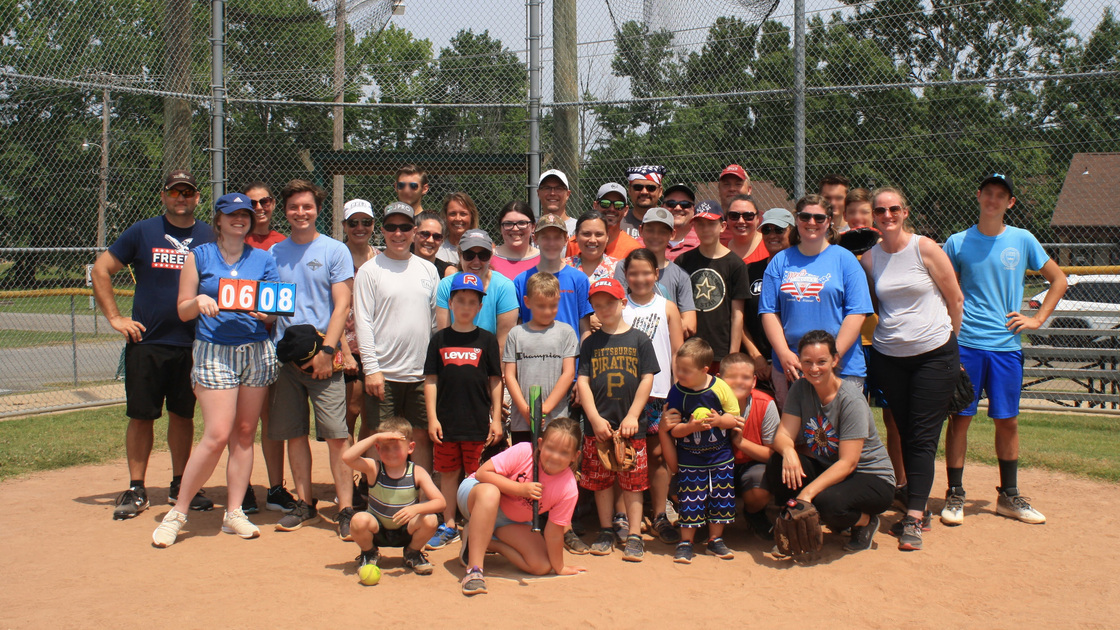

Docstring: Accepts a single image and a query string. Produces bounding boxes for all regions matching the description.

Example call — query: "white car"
[1027,275,1120,347]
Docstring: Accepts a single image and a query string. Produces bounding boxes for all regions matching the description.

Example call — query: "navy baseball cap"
[693,199,723,221]
[449,272,486,296]
[979,172,1014,197]
[214,193,254,215]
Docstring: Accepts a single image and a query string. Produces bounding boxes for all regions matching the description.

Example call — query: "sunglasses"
[597,199,626,210]
[797,212,829,224]
[346,218,374,228]
[500,220,532,230]
[250,196,274,207]
[760,225,787,235]
[873,205,904,216]
[165,188,197,198]
[664,200,693,210]
[727,211,757,222]
[417,230,443,242]
[396,182,420,190]
[461,249,492,262]
[631,184,659,193]
[382,223,414,233]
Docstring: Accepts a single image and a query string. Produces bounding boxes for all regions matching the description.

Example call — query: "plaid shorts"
[579,435,649,493]
[191,339,278,390]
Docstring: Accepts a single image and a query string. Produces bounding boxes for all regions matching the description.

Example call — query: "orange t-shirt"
[566,231,642,260]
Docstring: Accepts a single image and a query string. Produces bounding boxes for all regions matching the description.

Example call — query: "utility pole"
[553,0,579,202]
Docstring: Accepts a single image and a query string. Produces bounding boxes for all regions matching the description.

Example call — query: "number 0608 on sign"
[217,278,296,316]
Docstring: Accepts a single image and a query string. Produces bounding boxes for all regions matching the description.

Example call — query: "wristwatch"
[320,346,335,357]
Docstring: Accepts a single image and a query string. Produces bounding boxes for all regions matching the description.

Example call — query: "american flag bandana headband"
[626,165,666,185]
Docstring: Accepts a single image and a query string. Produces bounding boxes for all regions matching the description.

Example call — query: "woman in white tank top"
[861,187,963,552]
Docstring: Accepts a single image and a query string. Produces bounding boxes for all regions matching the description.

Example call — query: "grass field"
[0,329,120,349]
[0,406,1116,483]
[0,294,133,315]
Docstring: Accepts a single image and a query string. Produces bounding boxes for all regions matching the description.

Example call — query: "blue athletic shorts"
[957,346,1024,419]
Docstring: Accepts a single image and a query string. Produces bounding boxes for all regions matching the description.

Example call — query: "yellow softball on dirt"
[359,563,381,586]
[692,407,713,421]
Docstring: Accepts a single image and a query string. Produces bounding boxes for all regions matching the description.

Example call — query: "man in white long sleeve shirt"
[353,201,439,470]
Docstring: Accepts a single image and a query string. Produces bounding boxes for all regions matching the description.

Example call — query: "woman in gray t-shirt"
[765,330,895,553]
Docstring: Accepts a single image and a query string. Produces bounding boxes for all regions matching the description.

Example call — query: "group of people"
[92,161,1067,596]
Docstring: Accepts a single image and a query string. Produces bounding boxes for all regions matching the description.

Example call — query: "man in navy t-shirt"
[92,170,215,521]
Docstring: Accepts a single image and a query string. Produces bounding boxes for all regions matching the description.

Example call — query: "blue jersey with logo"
[269,235,354,341]
[107,215,214,346]
[758,244,873,377]
[665,376,741,468]
[514,264,593,331]
[943,225,1049,351]
[193,242,279,345]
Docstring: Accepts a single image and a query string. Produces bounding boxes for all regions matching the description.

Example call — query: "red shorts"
[579,436,649,493]
[433,440,486,475]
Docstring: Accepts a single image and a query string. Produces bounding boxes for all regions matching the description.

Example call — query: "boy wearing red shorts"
[424,273,504,549]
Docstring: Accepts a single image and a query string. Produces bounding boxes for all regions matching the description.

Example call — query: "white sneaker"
[996,489,1046,524]
[940,487,966,526]
[222,508,261,539]
[152,510,188,548]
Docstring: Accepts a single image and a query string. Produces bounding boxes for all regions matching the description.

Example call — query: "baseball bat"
[529,384,542,532]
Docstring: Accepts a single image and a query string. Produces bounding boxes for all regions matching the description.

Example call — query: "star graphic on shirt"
[695,276,717,301]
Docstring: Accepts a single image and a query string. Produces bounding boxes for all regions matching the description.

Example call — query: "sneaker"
[222,508,261,539]
[673,541,694,564]
[890,511,932,536]
[706,537,734,559]
[843,514,879,552]
[112,487,149,521]
[241,486,259,514]
[564,529,590,555]
[461,567,487,596]
[266,484,297,513]
[275,499,319,531]
[940,487,966,526]
[168,480,214,512]
[152,510,187,548]
[611,512,629,545]
[622,534,645,562]
[353,480,368,512]
[404,548,434,575]
[895,515,923,551]
[589,528,615,556]
[996,488,1046,524]
[459,522,471,567]
[336,507,356,541]
[425,523,461,550]
[356,548,380,567]
[652,513,682,544]
[745,509,773,541]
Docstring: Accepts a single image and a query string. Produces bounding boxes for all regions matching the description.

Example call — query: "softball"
[358,563,381,586]
[692,407,713,422]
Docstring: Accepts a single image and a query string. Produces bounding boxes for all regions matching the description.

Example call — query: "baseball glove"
[947,364,974,415]
[596,432,636,472]
[774,498,823,556]
[838,226,881,255]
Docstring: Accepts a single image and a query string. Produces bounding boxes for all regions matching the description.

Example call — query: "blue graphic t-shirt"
[107,215,214,346]
[758,244,873,377]
[514,264,593,332]
[665,377,741,468]
[943,225,1049,352]
[193,242,279,345]
[269,235,354,342]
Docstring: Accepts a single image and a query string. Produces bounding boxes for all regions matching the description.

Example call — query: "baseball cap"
[343,199,374,220]
[383,201,415,221]
[693,199,723,221]
[979,172,1014,197]
[596,182,628,203]
[642,207,675,230]
[449,272,487,296]
[588,277,625,300]
[458,228,493,252]
[214,193,253,215]
[760,208,795,230]
[164,170,198,191]
[539,169,569,189]
[534,213,568,234]
[719,164,748,181]
[663,183,695,200]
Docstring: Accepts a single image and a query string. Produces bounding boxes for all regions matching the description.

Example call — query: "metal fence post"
[70,294,78,387]
[528,0,542,217]
[793,0,806,198]
[210,0,226,199]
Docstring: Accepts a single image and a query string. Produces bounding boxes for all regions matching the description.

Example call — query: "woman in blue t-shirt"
[151,193,281,548]
[759,194,872,409]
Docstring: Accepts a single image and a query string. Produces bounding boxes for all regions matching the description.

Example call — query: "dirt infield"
[2,442,1118,628]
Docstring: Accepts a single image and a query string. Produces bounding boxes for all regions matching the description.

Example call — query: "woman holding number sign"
[152,193,281,548]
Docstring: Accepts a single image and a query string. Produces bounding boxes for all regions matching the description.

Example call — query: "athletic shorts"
[365,510,412,548]
[457,477,527,532]
[677,461,737,527]
[433,440,486,475]
[124,343,195,421]
[861,345,888,408]
[734,461,767,494]
[191,339,278,390]
[958,346,1024,419]
[268,362,348,440]
[645,398,665,436]
[579,436,649,493]
[363,380,427,434]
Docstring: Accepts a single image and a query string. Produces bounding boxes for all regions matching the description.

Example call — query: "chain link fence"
[2,0,1118,415]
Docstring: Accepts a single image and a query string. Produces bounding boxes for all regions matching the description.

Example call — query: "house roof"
[1051,153,1120,228]
[692,180,794,212]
